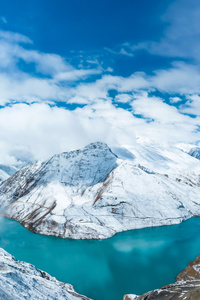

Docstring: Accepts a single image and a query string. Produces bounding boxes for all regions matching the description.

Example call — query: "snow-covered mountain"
[189,147,200,160]
[0,248,91,300]
[0,140,200,239]
[0,164,18,182]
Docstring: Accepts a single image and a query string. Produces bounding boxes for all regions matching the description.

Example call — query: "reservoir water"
[0,217,200,300]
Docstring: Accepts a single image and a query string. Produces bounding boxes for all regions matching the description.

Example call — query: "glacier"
[0,140,200,239]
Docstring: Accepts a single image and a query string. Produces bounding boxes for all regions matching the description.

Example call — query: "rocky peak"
[189,147,200,160]
[41,142,118,188]
[1,141,200,239]
[83,141,116,153]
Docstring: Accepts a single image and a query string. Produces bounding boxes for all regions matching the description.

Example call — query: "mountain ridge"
[0,141,200,239]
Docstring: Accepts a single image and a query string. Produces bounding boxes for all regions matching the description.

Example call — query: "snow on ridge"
[188,147,200,160]
[42,141,118,188]
[0,140,200,239]
[0,164,18,182]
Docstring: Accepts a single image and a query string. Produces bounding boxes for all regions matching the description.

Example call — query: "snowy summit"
[0,141,200,239]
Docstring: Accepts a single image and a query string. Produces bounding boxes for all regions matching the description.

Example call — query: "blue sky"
[0,0,200,164]
[0,0,171,51]
[0,0,178,78]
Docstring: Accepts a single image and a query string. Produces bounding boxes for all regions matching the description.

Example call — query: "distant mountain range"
[0,140,200,239]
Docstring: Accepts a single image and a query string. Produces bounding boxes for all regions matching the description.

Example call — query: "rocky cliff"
[124,254,200,300]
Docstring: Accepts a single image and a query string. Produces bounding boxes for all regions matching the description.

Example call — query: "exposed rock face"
[123,295,138,300]
[189,147,200,160]
[177,255,200,282]
[0,141,200,239]
[124,255,200,300]
[0,248,91,300]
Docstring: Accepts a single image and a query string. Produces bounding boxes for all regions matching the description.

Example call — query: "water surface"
[0,217,200,300]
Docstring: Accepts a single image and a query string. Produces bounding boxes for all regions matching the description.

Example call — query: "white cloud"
[0,29,199,107]
[115,93,133,103]
[66,62,200,105]
[0,30,102,105]
[105,46,134,57]
[131,92,195,124]
[0,30,32,44]
[150,62,200,94]
[119,48,134,57]
[0,97,199,165]
[130,93,200,145]
[0,102,130,163]
[54,68,102,82]
[0,28,199,166]
[181,94,200,116]
[0,72,68,105]
[126,0,200,63]
[154,0,200,61]
[169,96,182,103]
[0,17,7,24]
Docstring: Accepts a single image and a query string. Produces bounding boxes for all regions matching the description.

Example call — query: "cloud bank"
[1,0,200,166]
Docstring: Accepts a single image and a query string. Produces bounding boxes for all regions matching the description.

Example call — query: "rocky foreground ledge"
[124,255,200,300]
[0,248,91,300]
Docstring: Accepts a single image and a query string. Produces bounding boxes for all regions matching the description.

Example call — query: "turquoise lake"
[0,217,200,300]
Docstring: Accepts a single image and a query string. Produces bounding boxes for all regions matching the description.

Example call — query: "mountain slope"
[189,147,200,160]
[0,164,18,182]
[0,141,200,239]
[0,248,91,300]
[124,254,200,300]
